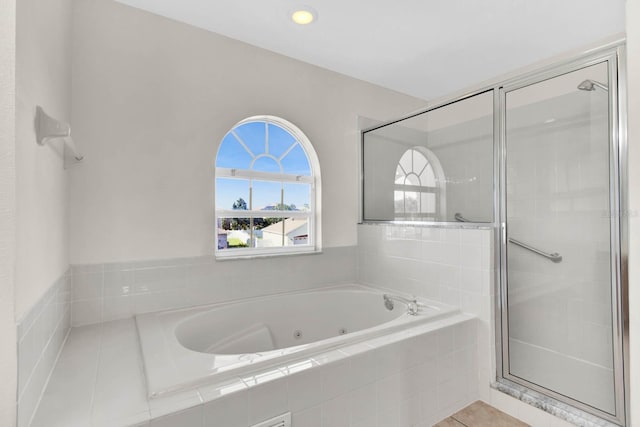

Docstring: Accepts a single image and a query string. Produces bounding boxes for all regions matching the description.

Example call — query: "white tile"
[132,290,187,315]
[419,387,438,426]
[398,395,422,427]
[102,295,133,322]
[292,406,322,427]
[376,372,406,414]
[460,244,483,270]
[91,321,149,425]
[31,326,102,427]
[459,268,483,293]
[377,404,400,427]
[460,229,484,246]
[287,365,324,412]
[459,291,483,317]
[198,378,247,403]
[247,376,288,425]
[453,320,477,349]
[441,228,460,244]
[242,368,285,387]
[311,350,346,366]
[93,411,150,427]
[321,359,353,400]
[321,395,350,427]
[103,270,135,297]
[150,406,202,427]
[202,389,248,427]
[348,349,378,389]
[71,299,102,326]
[436,376,468,415]
[349,383,376,423]
[149,390,202,419]
[73,273,104,300]
[134,266,187,293]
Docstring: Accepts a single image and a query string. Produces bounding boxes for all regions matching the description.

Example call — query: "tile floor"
[435,400,530,427]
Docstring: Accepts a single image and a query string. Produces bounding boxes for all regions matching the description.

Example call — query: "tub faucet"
[383,294,419,315]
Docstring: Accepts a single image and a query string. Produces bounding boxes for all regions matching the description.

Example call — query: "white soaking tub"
[136,284,457,397]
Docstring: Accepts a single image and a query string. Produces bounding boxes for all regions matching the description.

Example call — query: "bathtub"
[136,284,458,398]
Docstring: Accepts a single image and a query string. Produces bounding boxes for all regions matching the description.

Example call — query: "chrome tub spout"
[383,294,419,315]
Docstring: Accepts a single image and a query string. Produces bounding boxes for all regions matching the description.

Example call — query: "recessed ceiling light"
[291,9,315,25]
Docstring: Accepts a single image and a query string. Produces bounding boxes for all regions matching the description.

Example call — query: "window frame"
[215,115,321,259]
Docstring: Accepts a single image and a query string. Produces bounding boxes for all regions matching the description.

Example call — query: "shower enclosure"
[361,43,628,425]
[499,48,628,425]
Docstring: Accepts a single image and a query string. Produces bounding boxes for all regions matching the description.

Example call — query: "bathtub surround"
[137,285,457,397]
[70,247,357,326]
[33,311,478,426]
[357,223,494,387]
[16,271,71,427]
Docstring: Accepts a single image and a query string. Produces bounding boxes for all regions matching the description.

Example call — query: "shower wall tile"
[358,222,496,423]
[16,270,72,427]
[70,246,358,326]
[357,223,494,318]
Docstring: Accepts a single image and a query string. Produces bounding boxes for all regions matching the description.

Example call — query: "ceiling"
[114,0,625,100]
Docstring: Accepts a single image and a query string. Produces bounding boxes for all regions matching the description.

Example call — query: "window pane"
[217,218,251,250]
[421,165,436,187]
[216,178,249,210]
[256,217,308,248]
[404,192,419,213]
[421,192,436,213]
[283,183,310,211]
[405,174,420,186]
[234,121,266,156]
[268,124,297,159]
[413,150,427,174]
[394,191,404,213]
[252,156,281,173]
[216,133,253,169]
[280,144,311,176]
[399,150,412,173]
[252,180,282,210]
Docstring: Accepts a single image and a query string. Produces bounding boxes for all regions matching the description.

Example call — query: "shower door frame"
[495,44,629,426]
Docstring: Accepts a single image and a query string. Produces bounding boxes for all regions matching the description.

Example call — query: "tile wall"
[70,246,357,326]
[357,223,577,427]
[16,270,71,427]
[357,223,495,402]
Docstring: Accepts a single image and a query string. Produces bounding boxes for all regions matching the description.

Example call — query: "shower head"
[577,79,608,92]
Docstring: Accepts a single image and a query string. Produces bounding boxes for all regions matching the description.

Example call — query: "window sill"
[214,246,321,261]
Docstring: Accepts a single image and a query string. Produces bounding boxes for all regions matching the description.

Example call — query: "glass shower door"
[502,61,622,420]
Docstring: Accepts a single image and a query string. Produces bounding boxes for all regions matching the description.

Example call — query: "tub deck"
[32,312,479,427]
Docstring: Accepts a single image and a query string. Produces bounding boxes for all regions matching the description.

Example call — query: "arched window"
[215,116,321,257]
[394,147,445,220]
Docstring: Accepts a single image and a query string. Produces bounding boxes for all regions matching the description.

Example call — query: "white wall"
[15,0,72,320]
[0,0,17,424]
[626,1,639,424]
[69,0,426,265]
